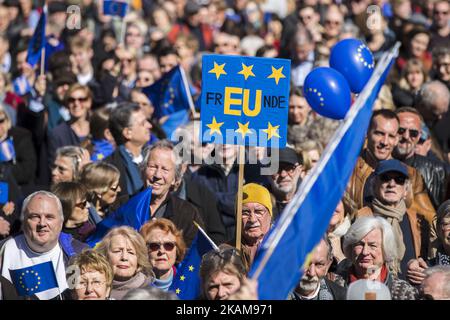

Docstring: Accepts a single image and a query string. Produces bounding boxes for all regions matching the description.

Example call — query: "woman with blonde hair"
[140,218,186,291]
[67,249,114,300]
[79,162,122,221]
[392,58,428,108]
[95,226,154,299]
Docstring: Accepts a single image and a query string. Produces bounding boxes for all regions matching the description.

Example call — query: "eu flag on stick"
[0,138,15,162]
[248,44,400,300]
[86,187,152,247]
[170,223,218,300]
[142,65,193,120]
[9,261,58,297]
[26,6,46,67]
[103,0,128,17]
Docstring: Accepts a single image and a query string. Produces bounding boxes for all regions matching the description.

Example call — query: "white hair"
[343,216,399,265]
[423,265,450,299]
[21,190,64,221]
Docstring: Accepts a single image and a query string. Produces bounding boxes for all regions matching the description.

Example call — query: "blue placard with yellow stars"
[9,261,58,296]
[200,54,290,147]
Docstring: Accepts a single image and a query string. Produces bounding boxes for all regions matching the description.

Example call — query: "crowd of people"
[0,0,449,300]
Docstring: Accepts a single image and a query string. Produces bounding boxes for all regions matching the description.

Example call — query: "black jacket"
[105,148,140,198]
[8,126,37,187]
[403,154,448,208]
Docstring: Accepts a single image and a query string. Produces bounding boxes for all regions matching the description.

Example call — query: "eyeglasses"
[325,20,341,26]
[398,127,420,138]
[276,163,298,175]
[242,208,268,219]
[68,96,89,103]
[77,279,106,290]
[109,184,120,192]
[379,174,407,185]
[147,242,176,252]
[75,200,88,209]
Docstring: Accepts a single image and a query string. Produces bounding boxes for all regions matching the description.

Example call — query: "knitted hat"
[242,183,272,216]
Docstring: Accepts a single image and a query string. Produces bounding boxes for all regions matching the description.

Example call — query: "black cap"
[374,159,409,178]
[184,1,200,16]
[278,147,300,165]
[3,0,20,7]
[48,1,67,14]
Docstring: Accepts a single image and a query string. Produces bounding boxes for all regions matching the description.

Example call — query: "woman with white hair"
[337,216,418,300]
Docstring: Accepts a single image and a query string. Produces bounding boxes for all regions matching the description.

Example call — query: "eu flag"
[0,138,15,162]
[9,261,58,297]
[169,225,217,300]
[26,6,46,67]
[91,139,115,161]
[103,0,128,17]
[86,187,152,247]
[162,109,190,139]
[142,65,192,120]
[248,44,400,299]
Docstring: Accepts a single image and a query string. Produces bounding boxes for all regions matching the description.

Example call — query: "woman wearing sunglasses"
[51,181,96,243]
[140,218,186,291]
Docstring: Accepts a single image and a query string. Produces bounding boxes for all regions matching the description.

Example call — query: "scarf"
[118,145,144,196]
[110,272,149,300]
[1,235,68,300]
[152,268,174,291]
[435,250,450,266]
[372,198,406,272]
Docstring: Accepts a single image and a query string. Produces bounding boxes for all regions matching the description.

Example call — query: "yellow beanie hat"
[242,183,272,216]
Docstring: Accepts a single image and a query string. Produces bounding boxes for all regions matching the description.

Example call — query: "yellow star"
[262,122,281,140]
[97,153,104,160]
[208,62,227,80]
[180,275,186,281]
[267,66,286,85]
[188,265,194,272]
[206,117,224,135]
[237,63,255,80]
[235,121,251,138]
[176,288,181,294]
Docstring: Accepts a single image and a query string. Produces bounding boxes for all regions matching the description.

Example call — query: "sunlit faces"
[289,94,311,125]
[396,112,421,158]
[351,228,384,277]
[71,47,93,71]
[67,88,91,120]
[130,90,154,119]
[126,110,152,146]
[410,32,430,59]
[406,68,425,91]
[367,115,399,161]
[374,172,408,206]
[101,179,121,206]
[270,162,301,195]
[242,202,271,244]
[23,195,63,253]
[144,147,177,199]
[159,53,178,75]
[435,54,450,82]
[52,156,75,184]
[107,235,138,281]
[206,271,241,300]
[70,198,89,225]
[74,270,110,300]
[145,228,177,279]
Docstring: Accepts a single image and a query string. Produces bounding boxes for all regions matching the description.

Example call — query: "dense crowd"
[0,0,449,300]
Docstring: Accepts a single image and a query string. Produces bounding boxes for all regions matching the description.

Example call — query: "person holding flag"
[0,191,87,299]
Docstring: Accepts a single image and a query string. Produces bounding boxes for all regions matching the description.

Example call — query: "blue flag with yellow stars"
[9,261,58,297]
[91,139,115,162]
[200,54,290,147]
[103,0,128,17]
[142,65,192,120]
[0,138,15,162]
[170,227,216,299]
[26,6,46,67]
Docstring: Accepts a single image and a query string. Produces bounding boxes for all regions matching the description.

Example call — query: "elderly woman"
[338,216,417,300]
[79,162,122,222]
[407,200,450,285]
[51,146,90,185]
[67,249,113,300]
[95,226,153,300]
[48,84,92,168]
[199,244,248,300]
[140,218,186,291]
[51,181,96,243]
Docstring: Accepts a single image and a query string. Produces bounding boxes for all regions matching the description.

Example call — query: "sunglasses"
[75,200,88,209]
[398,127,420,138]
[325,20,341,26]
[379,174,407,185]
[68,97,89,103]
[0,117,7,124]
[147,242,176,252]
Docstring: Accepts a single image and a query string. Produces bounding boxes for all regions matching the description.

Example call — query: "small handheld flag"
[170,223,218,300]
[26,6,47,67]
[103,0,128,17]
[0,138,15,162]
[9,261,58,297]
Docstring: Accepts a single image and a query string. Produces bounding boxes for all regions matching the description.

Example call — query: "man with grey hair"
[0,191,86,299]
[415,81,450,159]
[291,237,346,300]
[140,140,204,247]
[420,265,450,300]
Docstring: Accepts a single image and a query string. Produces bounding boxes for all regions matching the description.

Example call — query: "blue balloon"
[330,38,374,94]
[303,67,351,120]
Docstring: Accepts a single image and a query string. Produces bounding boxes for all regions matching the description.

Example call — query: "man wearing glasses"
[355,159,429,279]
[393,107,447,209]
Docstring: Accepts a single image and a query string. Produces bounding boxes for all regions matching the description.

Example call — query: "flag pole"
[179,65,198,119]
[235,145,245,251]
[193,221,219,251]
[119,0,130,45]
[40,3,47,76]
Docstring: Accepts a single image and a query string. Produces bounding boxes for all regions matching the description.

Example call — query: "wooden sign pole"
[235,145,245,251]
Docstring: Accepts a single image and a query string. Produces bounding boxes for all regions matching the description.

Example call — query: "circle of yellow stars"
[356,44,374,69]
[19,270,41,292]
[175,265,195,296]
[308,87,325,107]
